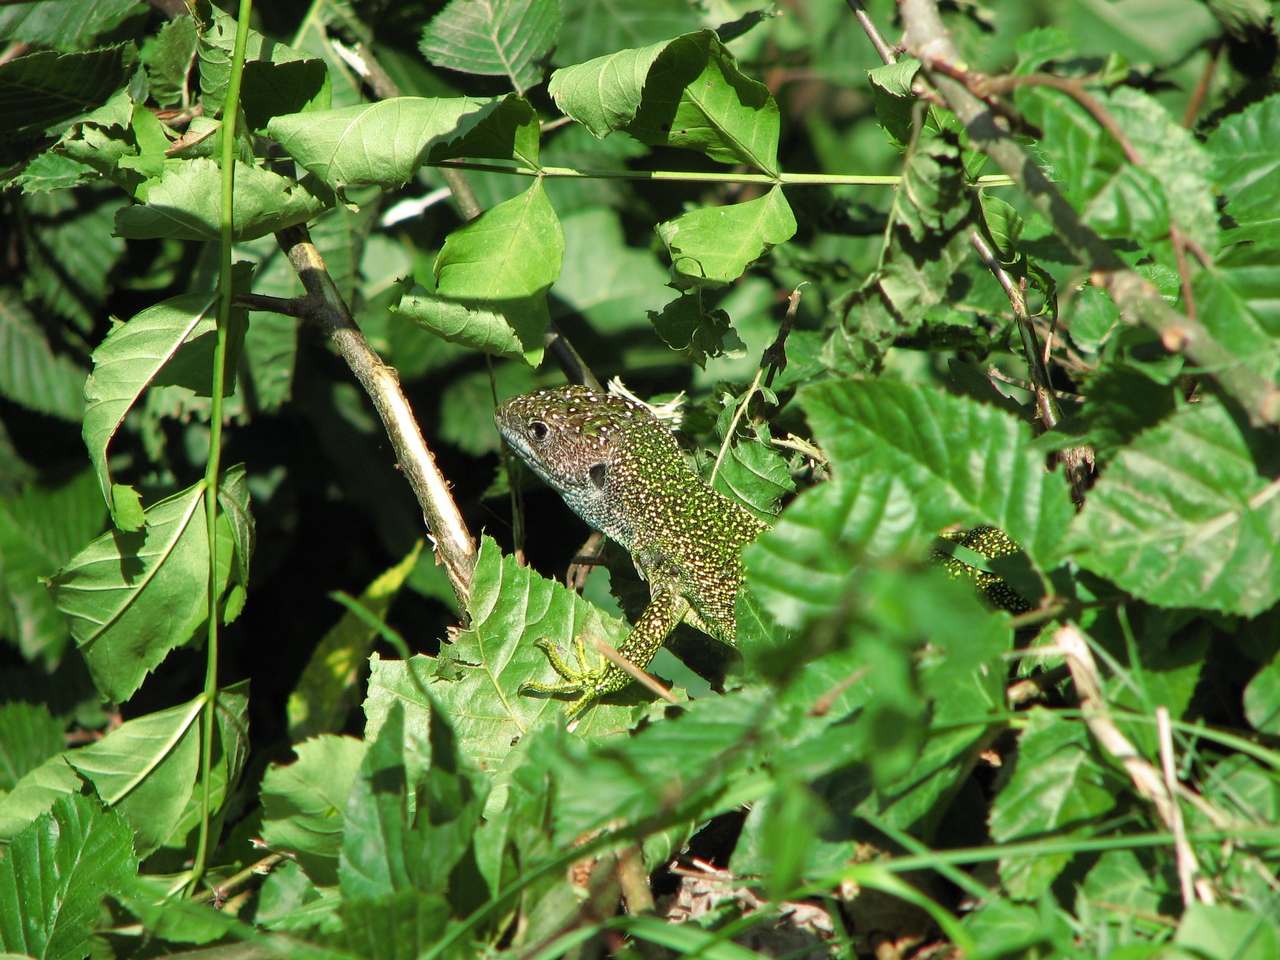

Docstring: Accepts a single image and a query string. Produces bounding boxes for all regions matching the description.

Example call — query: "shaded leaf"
[261,734,368,887]
[0,293,87,421]
[0,702,64,794]
[989,708,1121,899]
[287,543,423,741]
[420,0,561,94]
[0,45,136,144]
[554,0,701,66]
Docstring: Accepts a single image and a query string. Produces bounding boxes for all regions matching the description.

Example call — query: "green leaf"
[424,93,541,168]
[554,0,702,66]
[710,443,793,524]
[1244,654,1280,735]
[646,292,741,368]
[287,543,423,741]
[0,0,145,53]
[1174,902,1280,960]
[1207,91,1280,237]
[0,702,64,793]
[550,687,773,843]
[114,159,331,242]
[867,58,922,151]
[196,5,321,119]
[268,96,505,193]
[81,292,215,526]
[1081,850,1171,935]
[988,708,1121,899]
[420,0,561,94]
[47,467,246,703]
[1192,240,1280,385]
[261,734,368,887]
[0,753,82,842]
[394,290,524,361]
[0,468,105,667]
[825,135,975,371]
[0,292,87,421]
[1106,86,1217,253]
[656,186,796,289]
[549,31,780,174]
[745,473,922,629]
[801,380,1075,573]
[371,538,638,774]
[1066,397,1280,616]
[157,681,249,856]
[397,180,563,365]
[0,793,137,960]
[0,45,137,145]
[339,701,483,900]
[64,696,203,858]
[321,890,452,960]
[1016,85,1169,243]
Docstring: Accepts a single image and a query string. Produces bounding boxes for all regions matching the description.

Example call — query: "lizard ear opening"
[589,462,607,489]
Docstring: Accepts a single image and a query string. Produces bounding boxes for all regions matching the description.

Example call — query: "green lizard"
[495,385,768,718]
[495,385,1029,719]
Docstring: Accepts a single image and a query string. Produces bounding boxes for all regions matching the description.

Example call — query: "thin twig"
[273,224,476,610]
[1183,39,1222,129]
[844,0,898,65]
[1056,624,1213,904]
[591,637,679,705]
[1158,706,1203,908]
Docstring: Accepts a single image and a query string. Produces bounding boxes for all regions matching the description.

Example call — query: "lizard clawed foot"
[520,636,629,719]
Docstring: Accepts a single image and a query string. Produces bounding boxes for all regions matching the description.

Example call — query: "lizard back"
[494,385,767,644]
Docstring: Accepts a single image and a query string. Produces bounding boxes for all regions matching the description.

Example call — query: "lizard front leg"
[520,587,689,719]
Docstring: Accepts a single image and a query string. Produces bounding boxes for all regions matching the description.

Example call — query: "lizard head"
[494,385,683,544]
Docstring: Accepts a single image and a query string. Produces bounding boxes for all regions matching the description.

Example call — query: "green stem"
[433,159,1014,188]
[191,0,253,894]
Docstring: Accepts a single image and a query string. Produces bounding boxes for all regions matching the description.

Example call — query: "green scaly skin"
[496,386,1031,719]
[495,386,767,718]
[934,525,1032,613]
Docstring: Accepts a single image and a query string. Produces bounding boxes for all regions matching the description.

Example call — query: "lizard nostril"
[528,419,549,441]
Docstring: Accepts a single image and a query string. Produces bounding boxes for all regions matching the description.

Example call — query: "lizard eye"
[527,419,549,442]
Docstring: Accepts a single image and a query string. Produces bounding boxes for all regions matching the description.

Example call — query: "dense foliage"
[2,0,1280,958]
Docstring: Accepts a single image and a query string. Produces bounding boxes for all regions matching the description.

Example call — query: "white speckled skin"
[495,385,767,713]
